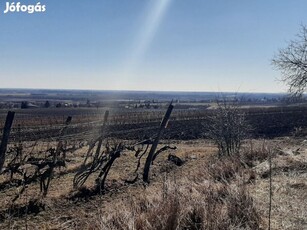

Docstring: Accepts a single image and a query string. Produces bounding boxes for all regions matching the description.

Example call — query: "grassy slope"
[0,138,306,229]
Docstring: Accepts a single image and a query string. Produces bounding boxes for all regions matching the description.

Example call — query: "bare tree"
[272,25,307,97]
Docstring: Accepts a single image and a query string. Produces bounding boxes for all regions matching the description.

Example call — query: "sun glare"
[118,0,173,89]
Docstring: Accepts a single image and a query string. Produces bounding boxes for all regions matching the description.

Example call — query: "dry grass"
[73,179,261,230]
[249,138,307,229]
[70,144,263,230]
[0,138,306,229]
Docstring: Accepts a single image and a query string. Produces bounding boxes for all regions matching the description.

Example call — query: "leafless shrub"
[207,100,248,157]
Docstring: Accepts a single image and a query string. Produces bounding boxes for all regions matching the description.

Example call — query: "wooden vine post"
[0,111,15,172]
[143,102,174,183]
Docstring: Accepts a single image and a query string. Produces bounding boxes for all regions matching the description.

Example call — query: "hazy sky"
[1,0,307,92]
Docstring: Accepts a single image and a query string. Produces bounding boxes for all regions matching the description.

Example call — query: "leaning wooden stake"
[143,102,174,183]
[0,111,15,172]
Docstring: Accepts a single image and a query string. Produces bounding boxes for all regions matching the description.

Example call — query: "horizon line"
[0,87,287,95]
